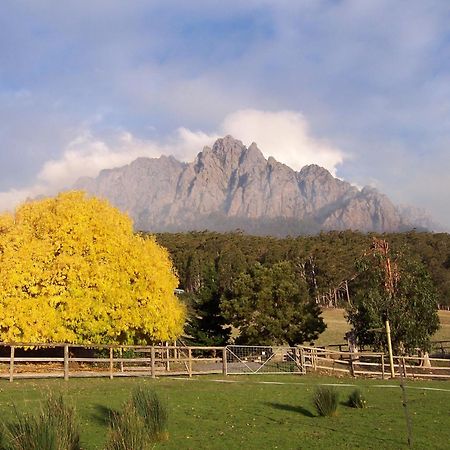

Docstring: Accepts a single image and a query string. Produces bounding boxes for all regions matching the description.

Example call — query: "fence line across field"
[0,342,449,381]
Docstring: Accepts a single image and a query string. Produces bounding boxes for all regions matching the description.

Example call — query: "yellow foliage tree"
[0,191,185,344]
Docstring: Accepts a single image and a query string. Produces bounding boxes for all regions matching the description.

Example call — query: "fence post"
[401,357,407,378]
[64,344,69,381]
[312,348,317,372]
[385,319,395,378]
[165,342,170,372]
[222,347,228,376]
[293,347,299,374]
[109,347,114,380]
[299,347,306,374]
[188,347,192,378]
[9,345,15,382]
[349,351,355,377]
[119,347,124,372]
[381,354,385,380]
[151,346,156,379]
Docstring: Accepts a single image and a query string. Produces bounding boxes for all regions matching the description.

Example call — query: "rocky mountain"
[74,136,435,235]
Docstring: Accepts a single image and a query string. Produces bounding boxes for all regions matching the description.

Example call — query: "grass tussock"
[0,394,80,450]
[104,402,149,450]
[132,386,169,442]
[105,386,169,450]
[312,386,339,417]
[347,389,367,408]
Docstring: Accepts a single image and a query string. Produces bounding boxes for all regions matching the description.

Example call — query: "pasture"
[0,310,448,449]
[0,375,449,449]
[315,308,450,347]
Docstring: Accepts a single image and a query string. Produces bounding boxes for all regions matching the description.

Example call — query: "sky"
[1,0,450,228]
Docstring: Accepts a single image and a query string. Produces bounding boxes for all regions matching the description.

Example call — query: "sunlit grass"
[315,308,450,347]
[0,375,448,449]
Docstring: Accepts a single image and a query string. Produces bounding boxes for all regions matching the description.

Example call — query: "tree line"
[155,230,448,349]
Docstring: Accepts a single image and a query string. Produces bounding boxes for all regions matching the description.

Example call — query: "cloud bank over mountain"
[74,135,437,235]
[0,1,449,227]
[0,109,347,211]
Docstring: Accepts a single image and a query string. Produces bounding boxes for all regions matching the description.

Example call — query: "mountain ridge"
[74,135,436,235]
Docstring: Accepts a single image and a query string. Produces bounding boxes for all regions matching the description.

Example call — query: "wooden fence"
[1,342,449,381]
[0,343,226,381]
[299,346,450,379]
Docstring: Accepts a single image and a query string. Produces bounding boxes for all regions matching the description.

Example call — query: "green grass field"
[315,309,450,347]
[0,311,448,449]
[0,375,448,449]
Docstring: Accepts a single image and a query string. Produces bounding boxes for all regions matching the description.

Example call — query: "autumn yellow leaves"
[0,191,185,344]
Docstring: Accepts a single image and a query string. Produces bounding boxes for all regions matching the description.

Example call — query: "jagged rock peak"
[194,136,267,177]
[73,135,437,235]
[243,142,266,164]
[360,185,379,195]
[207,135,246,165]
[212,135,244,153]
[299,164,334,178]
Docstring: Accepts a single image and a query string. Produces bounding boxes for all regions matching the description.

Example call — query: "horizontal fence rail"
[0,342,449,381]
[0,343,227,381]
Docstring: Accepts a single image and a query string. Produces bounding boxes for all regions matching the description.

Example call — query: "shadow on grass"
[265,402,405,447]
[265,402,315,417]
[91,404,119,426]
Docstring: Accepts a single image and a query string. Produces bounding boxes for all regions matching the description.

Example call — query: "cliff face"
[74,135,434,235]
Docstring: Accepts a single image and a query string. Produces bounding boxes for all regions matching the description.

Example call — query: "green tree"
[346,240,439,353]
[0,191,185,344]
[221,261,326,346]
[183,264,231,346]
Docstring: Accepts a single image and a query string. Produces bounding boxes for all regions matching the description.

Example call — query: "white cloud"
[0,126,217,212]
[0,131,156,212]
[221,109,345,175]
[166,127,219,161]
[0,188,36,212]
[0,109,347,212]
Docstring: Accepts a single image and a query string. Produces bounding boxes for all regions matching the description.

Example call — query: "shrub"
[0,394,81,450]
[105,387,169,449]
[312,386,339,417]
[131,386,169,442]
[104,403,149,450]
[347,389,367,408]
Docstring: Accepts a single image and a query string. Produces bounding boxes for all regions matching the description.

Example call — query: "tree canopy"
[155,230,449,346]
[0,191,185,344]
[346,240,439,353]
[221,261,326,346]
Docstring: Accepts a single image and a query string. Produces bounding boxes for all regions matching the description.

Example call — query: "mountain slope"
[74,135,434,235]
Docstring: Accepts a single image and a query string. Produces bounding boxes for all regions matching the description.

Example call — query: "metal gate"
[225,345,305,375]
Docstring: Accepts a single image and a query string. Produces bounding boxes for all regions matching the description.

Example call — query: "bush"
[131,387,169,442]
[104,403,149,450]
[105,387,169,449]
[312,386,339,417]
[347,389,367,408]
[0,394,81,450]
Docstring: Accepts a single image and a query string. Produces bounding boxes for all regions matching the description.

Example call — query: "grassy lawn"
[314,309,350,347]
[0,375,449,449]
[315,308,450,347]
[435,310,450,342]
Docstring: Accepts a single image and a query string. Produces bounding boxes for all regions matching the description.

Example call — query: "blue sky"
[1,0,450,228]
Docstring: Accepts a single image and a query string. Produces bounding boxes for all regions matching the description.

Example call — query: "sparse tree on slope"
[0,191,185,344]
[346,239,439,354]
